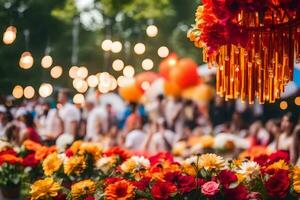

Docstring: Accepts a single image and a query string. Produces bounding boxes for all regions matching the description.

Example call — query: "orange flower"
[0,154,23,165]
[35,146,56,161]
[105,180,135,200]
[23,140,42,152]
[69,141,83,155]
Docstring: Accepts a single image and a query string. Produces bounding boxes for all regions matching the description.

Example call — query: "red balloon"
[164,80,181,97]
[170,58,199,89]
[159,53,178,80]
[135,72,160,91]
[118,83,143,103]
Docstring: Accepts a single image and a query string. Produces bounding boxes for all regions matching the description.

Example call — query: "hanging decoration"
[19,51,34,69]
[188,0,300,104]
[3,26,17,45]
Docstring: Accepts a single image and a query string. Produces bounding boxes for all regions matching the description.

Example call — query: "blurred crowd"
[0,89,300,164]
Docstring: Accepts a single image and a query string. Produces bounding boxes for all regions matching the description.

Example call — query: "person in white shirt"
[57,89,81,137]
[124,120,146,151]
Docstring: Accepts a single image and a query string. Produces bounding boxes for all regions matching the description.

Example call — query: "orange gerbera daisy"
[105,180,135,200]
[23,140,42,152]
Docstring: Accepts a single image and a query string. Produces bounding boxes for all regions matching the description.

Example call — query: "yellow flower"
[267,160,289,171]
[237,161,260,177]
[42,153,62,176]
[30,178,60,200]
[69,140,83,154]
[64,155,86,175]
[79,142,102,160]
[198,153,225,170]
[293,166,300,193]
[71,179,96,200]
[199,135,214,149]
[95,156,117,173]
[120,159,137,173]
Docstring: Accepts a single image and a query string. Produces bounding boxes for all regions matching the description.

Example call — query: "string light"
[141,81,150,90]
[112,59,124,71]
[280,101,288,110]
[111,41,122,53]
[24,86,35,99]
[73,93,85,104]
[101,39,112,51]
[39,83,53,98]
[12,85,23,99]
[98,84,110,93]
[295,97,300,106]
[109,76,117,91]
[142,58,154,70]
[69,66,79,78]
[19,52,34,69]
[146,25,158,37]
[168,58,177,66]
[76,66,88,79]
[73,78,88,93]
[50,66,63,79]
[41,55,53,68]
[87,75,99,87]
[123,65,135,78]
[3,26,17,45]
[157,46,169,58]
[134,43,146,55]
[117,76,134,87]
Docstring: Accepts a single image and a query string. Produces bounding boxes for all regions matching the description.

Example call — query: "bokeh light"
[141,81,150,91]
[117,76,135,87]
[76,66,88,78]
[69,66,79,78]
[123,65,135,78]
[101,39,112,51]
[19,51,34,69]
[12,85,23,99]
[87,75,99,87]
[41,55,53,69]
[280,101,288,110]
[112,59,124,71]
[50,66,63,79]
[146,25,158,37]
[73,78,88,93]
[295,97,300,106]
[109,76,117,91]
[39,83,53,98]
[73,93,85,104]
[111,41,122,53]
[157,46,169,58]
[24,86,35,99]
[142,58,154,70]
[134,43,146,55]
[3,26,17,45]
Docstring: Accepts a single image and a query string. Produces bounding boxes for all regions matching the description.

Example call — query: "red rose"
[22,153,39,167]
[177,175,197,193]
[254,154,269,166]
[151,181,177,200]
[132,177,150,191]
[84,197,95,200]
[218,170,237,189]
[201,181,220,198]
[268,151,289,164]
[224,185,248,200]
[265,169,289,199]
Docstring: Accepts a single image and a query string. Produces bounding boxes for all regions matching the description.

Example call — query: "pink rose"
[201,181,220,198]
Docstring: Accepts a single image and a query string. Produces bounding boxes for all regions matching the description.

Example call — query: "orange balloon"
[164,81,181,97]
[135,72,160,91]
[182,84,215,102]
[159,53,178,80]
[170,58,199,89]
[118,83,143,102]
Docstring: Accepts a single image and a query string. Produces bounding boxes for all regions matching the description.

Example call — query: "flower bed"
[0,140,299,200]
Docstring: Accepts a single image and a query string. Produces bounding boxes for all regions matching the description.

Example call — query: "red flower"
[104,177,124,185]
[149,152,174,166]
[177,175,197,193]
[201,181,220,198]
[224,185,248,200]
[265,169,289,199]
[22,153,39,167]
[164,171,181,182]
[84,197,95,200]
[254,154,269,166]
[104,147,131,161]
[268,151,289,164]
[54,194,67,200]
[0,149,17,156]
[132,177,151,191]
[218,170,237,189]
[151,181,177,200]
[247,192,263,200]
[65,149,74,157]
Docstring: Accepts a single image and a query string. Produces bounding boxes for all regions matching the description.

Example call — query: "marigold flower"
[30,177,60,200]
[293,166,300,193]
[105,180,135,200]
[42,152,62,176]
[267,160,289,171]
[64,155,86,175]
[71,179,96,200]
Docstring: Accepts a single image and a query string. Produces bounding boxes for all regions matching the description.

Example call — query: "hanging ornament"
[3,26,17,45]
[19,51,34,69]
[188,1,300,104]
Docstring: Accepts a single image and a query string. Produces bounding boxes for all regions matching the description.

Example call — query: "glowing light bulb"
[141,81,150,91]
[157,46,169,58]
[101,39,112,51]
[87,75,99,87]
[41,55,53,68]
[295,97,300,106]
[280,101,288,110]
[123,65,135,78]
[117,76,134,87]
[69,66,79,78]
[134,43,146,55]
[50,66,63,79]
[142,58,154,70]
[12,85,23,99]
[109,76,117,91]
[24,86,35,99]
[111,41,122,53]
[19,51,34,69]
[38,83,53,98]
[73,93,85,104]
[3,26,17,45]
[112,59,124,71]
[76,66,88,78]
[73,78,88,93]
[146,25,158,37]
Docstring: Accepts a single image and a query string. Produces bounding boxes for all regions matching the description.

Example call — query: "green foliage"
[51,0,78,23]
[0,163,24,186]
